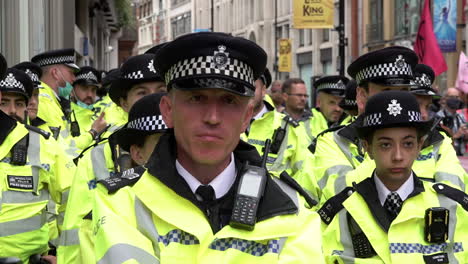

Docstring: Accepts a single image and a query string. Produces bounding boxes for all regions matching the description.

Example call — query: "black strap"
[25,124,50,140]
[279,171,317,208]
[432,183,468,211]
[318,186,354,224]
[98,165,146,194]
[308,125,345,154]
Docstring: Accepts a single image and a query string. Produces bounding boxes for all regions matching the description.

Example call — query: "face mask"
[76,99,94,110]
[446,98,464,110]
[57,69,73,98]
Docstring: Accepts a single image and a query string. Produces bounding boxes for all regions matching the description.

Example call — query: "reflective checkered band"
[417,152,433,161]
[331,250,344,255]
[25,69,40,83]
[317,82,346,91]
[165,56,255,86]
[408,110,422,122]
[344,99,357,106]
[127,115,167,131]
[247,139,266,146]
[209,238,281,256]
[124,70,144,80]
[415,73,432,87]
[75,71,98,82]
[34,55,75,67]
[389,242,464,254]
[355,61,413,84]
[157,229,199,246]
[0,157,50,171]
[363,113,382,126]
[0,73,25,92]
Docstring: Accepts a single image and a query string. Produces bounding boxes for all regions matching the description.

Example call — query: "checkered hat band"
[355,62,413,84]
[124,70,144,80]
[408,110,422,122]
[363,113,382,126]
[0,74,25,92]
[127,115,167,131]
[414,74,432,87]
[345,99,357,106]
[35,55,75,67]
[165,56,255,86]
[317,82,346,91]
[25,69,39,83]
[76,72,98,82]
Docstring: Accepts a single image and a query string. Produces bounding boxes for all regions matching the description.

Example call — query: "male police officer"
[321,91,468,263]
[338,79,359,125]
[93,32,324,263]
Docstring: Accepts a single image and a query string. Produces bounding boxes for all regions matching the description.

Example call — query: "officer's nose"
[393,145,403,162]
[203,102,221,125]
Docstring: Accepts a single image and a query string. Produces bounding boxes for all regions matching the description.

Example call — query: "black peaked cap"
[31,48,79,71]
[259,67,272,88]
[314,75,349,97]
[145,42,168,55]
[0,68,34,101]
[73,66,100,87]
[154,32,267,97]
[115,92,169,151]
[411,64,439,97]
[102,68,120,88]
[13,61,42,87]
[339,79,358,111]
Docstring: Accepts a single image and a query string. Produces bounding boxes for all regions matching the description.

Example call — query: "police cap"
[314,75,349,97]
[0,68,34,102]
[31,48,80,71]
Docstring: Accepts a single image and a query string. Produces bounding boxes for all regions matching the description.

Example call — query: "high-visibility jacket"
[93,134,325,263]
[320,174,468,263]
[0,112,74,263]
[94,95,128,135]
[58,134,131,264]
[37,82,68,136]
[301,119,468,205]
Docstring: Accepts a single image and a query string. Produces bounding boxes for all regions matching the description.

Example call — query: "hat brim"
[356,120,433,139]
[410,88,441,99]
[114,127,157,152]
[171,77,254,97]
[368,78,419,89]
[66,63,80,72]
[73,79,99,87]
[317,88,345,97]
[338,100,358,111]
[1,90,30,102]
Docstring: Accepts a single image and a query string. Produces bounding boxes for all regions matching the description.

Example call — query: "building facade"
[0,0,123,71]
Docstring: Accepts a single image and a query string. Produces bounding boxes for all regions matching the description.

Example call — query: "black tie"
[196,185,215,202]
[384,192,403,221]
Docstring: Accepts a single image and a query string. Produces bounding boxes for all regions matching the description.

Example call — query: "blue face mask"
[58,82,73,98]
[76,99,94,110]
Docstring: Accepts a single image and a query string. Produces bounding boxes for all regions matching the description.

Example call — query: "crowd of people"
[0,32,467,263]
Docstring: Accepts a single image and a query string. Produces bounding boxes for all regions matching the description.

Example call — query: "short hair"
[282,78,305,94]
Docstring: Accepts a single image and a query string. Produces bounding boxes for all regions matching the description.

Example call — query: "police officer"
[321,91,468,262]
[93,32,324,263]
[338,79,358,125]
[0,65,75,263]
[57,53,167,263]
[58,93,169,264]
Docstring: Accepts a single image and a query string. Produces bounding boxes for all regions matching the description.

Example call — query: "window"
[322,61,332,74]
[299,29,305,47]
[368,0,383,42]
[394,0,422,36]
[171,0,190,8]
[307,29,313,45]
[275,26,282,43]
[322,29,329,42]
[171,12,191,39]
[283,24,289,38]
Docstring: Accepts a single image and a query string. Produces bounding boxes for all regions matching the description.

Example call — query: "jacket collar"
[337,115,363,145]
[423,127,444,148]
[146,132,298,222]
[0,110,18,146]
[30,117,46,128]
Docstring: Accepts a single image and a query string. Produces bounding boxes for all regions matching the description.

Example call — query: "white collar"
[176,153,237,199]
[253,104,268,121]
[374,172,414,206]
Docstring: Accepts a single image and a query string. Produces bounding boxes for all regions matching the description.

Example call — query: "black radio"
[425,207,449,243]
[70,110,81,137]
[230,139,271,231]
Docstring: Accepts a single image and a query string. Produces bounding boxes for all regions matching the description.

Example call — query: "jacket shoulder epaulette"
[278,171,318,208]
[25,124,50,139]
[308,125,345,154]
[317,186,354,224]
[98,165,146,194]
[432,183,468,211]
[283,116,299,127]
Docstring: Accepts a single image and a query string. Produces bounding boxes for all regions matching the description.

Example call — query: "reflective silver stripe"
[435,172,465,192]
[1,188,49,204]
[318,165,353,191]
[303,119,314,141]
[58,228,80,247]
[92,144,110,180]
[337,209,355,263]
[97,243,159,264]
[0,211,47,237]
[268,119,290,173]
[333,131,357,168]
[437,191,461,263]
[271,177,299,212]
[432,140,442,163]
[135,197,161,258]
[61,189,70,204]
[28,131,41,193]
[277,237,287,255]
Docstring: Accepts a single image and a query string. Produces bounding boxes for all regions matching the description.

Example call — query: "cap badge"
[5,73,19,88]
[213,45,229,70]
[147,59,157,74]
[387,99,402,116]
[420,73,431,86]
[395,55,406,69]
[337,80,345,89]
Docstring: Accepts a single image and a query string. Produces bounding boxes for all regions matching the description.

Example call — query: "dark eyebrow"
[377,135,415,141]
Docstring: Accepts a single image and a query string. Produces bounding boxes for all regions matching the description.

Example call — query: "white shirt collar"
[374,172,414,206]
[176,153,237,199]
[253,104,268,121]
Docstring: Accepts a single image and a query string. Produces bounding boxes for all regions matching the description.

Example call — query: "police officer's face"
[120,81,166,112]
[0,92,27,122]
[73,84,97,105]
[415,94,432,121]
[270,81,283,105]
[364,127,422,190]
[27,89,39,120]
[284,83,308,112]
[160,88,252,167]
[357,83,410,114]
[317,92,344,123]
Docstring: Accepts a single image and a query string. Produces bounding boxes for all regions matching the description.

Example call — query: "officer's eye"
[223,96,237,105]
[403,141,414,148]
[380,142,391,149]
[189,95,203,102]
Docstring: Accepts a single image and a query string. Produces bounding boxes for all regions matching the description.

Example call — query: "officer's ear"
[362,139,374,160]
[130,144,145,166]
[160,93,174,128]
[356,86,368,113]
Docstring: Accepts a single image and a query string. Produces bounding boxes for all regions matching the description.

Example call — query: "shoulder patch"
[318,186,354,225]
[308,125,345,154]
[98,166,146,194]
[279,171,317,208]
[25,124,51,139]
[432,183,468,211]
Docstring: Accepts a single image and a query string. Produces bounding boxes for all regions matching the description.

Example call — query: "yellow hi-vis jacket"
[94,95,128,135]
[0,112,74,263]
[93,134,325,263]
[320,174,468,263]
